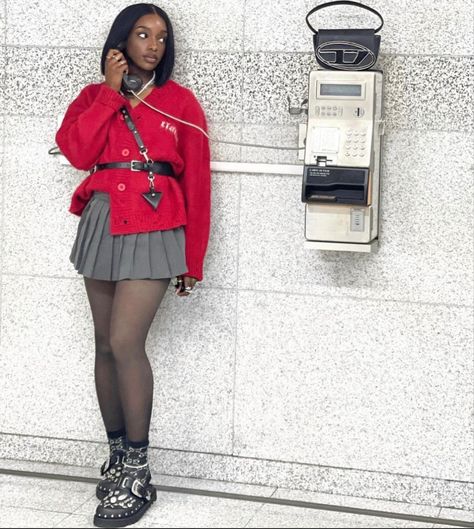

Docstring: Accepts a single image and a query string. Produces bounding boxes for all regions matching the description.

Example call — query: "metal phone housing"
[302,69,384,252]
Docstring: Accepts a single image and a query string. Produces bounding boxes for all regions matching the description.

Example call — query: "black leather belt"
[93,160,174,176]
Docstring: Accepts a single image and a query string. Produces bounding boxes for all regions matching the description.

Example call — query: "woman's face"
[126,13,168,72]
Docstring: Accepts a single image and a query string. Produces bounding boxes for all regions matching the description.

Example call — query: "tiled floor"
[0,460,472,528]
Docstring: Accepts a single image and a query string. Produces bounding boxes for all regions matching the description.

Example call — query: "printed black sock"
[107,428,128,454]
[123,439,150,485]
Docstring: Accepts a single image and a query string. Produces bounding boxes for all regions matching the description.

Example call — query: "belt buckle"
[130,160,142,172]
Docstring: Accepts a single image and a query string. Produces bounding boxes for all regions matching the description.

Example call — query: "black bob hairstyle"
[100,3,175,87]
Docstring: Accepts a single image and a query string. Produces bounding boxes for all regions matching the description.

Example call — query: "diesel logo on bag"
[316,40,377,70]
[306,1,383,72]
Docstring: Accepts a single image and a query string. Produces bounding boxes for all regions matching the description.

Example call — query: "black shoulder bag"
[306,1,384,71]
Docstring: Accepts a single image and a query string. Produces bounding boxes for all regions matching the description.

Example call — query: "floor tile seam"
[0,475,470,528]
[243,486,279,528]
[0,502,76,515]
[51,511,76,528]
[4,465,469,514]
[70,491,98,516]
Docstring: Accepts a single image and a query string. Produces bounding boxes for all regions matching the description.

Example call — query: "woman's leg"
[94,278,170,524]
[83,277,125,433]
[109,278,170,444]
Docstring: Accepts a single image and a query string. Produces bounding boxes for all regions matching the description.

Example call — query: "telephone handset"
[116,42,143,93]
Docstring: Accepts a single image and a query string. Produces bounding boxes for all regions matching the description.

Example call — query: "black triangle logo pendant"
[142,190,162,210]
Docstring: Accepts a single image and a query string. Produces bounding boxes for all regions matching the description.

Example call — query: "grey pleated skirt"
[69,192,188,281]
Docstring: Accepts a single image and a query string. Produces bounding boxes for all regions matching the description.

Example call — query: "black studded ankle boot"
[96,449,127,500]
[96,429,128,500]
[94,441,156,527]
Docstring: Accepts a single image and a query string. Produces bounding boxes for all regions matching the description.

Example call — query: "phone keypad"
[344,128,369,158]
[315,105,343,118]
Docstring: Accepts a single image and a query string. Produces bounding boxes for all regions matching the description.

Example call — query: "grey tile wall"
[242,52,313,126]
[233,290,473,481]
[0,46,5,111]
[202,172,241,288]
[6,46,471,133]
[4,47,101,117]
[241,124,301,165]
[173,51,244,123]
[244,0,474,56]
[237,131,473,306]
[209,123,242,162]
[361,0,474,57]
[0,1,4,46]
[162,0,245,52]
[242,52,474,131]
[4,46,245,124]
[148,288,237,454]
[0,275,238,455]
[6,0,245,52]
[380,55,474,132]
[5,0,129,48]
[0,39,4,353]
[2,115,81,277]
[0,276,100,439]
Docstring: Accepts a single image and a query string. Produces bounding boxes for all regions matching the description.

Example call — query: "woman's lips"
[143,55,158,63]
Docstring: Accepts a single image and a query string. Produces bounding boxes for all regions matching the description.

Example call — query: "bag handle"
[306,1,384,34]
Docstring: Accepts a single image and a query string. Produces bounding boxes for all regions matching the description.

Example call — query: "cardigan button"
[117,183,126,191]
[121,148,130,156]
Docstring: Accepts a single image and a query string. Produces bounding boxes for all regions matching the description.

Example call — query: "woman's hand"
[104,48,128,92]
[174,275,198,297]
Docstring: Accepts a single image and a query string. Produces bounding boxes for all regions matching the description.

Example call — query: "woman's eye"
[137,32,147,38]
[158,37,167,43]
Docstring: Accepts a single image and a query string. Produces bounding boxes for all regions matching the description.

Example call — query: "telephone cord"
[130,90,301,151]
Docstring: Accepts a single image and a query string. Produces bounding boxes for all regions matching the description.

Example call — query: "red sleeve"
[55,84,125,170]
[177,93,211,282]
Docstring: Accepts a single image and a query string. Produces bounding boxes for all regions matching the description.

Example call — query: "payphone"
[302,1,384,252]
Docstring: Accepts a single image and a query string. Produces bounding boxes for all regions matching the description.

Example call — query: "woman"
[56,3,211,527]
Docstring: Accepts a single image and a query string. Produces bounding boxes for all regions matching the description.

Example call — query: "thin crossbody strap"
[119,107,152,163]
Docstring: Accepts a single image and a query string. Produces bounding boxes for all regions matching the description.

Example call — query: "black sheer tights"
[84,277,170,443]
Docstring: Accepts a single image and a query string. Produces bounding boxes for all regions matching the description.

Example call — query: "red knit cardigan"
[56,81,211,281]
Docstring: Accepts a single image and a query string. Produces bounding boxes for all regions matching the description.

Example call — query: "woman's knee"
[94,332,113,357]
[109,330,145,361]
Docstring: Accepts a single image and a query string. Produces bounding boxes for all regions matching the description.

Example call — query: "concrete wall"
[0,0,473,510]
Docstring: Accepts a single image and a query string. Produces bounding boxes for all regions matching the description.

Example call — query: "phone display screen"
[320,84,362,97]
